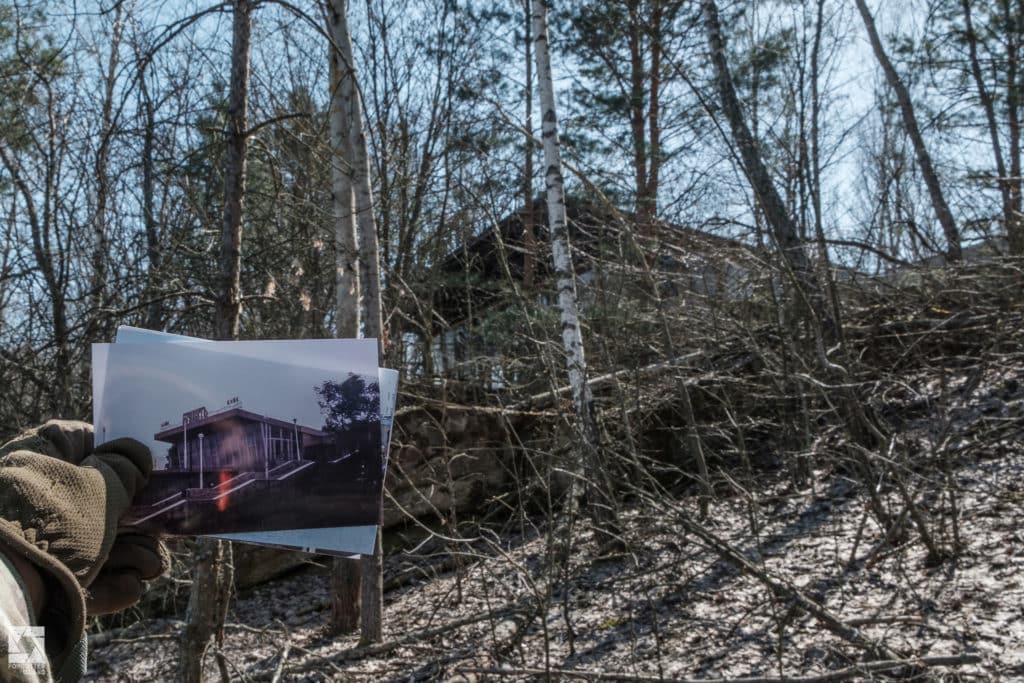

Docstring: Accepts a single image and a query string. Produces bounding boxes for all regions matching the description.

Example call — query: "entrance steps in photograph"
[264,459,315,480]
[188,471,258,500]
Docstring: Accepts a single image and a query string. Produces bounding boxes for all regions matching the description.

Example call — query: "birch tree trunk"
[999,0,1023,256]
[326,0,385,644]
[326,0,362,635]
[532,0,618,539]
[181,2,251,680]
[854,0,962,262]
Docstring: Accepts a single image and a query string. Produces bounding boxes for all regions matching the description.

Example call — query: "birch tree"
[348,19,387,649]
[522,0,537,289]
[532,0,617,539]
[855,0,962,262]
[326,0,362,636]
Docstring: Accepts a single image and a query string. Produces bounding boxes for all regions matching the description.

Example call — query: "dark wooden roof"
[154,407,328,442]
[430,197,757,328]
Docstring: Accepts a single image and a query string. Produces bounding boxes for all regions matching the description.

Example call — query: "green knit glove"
[0,421,151,668]
[0,419,95,465]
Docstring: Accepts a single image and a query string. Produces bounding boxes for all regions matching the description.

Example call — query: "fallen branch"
[513,350,718,410]
[89,632,178,646]
[846,615,925,627]
[268,641,290,683]
[672,511,905,661]
[281,598,530,673]
[383,554,464,592]
[88,619,184,648]
[456,654,981,682]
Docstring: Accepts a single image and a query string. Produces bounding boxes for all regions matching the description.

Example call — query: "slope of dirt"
[84,447,1023,681]
[84,267,1024,682]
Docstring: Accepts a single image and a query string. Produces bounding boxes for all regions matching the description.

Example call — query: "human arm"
[0,421,161,681]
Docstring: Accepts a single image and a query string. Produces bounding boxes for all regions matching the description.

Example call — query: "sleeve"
[0,552,49,683]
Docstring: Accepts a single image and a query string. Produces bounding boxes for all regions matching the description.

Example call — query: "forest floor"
[84,445,1023,681]
[84,273,1024,681]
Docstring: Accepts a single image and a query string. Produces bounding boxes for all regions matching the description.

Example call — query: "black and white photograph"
[97,339,381,536]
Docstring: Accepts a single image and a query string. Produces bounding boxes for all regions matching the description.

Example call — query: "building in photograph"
[124,396,382,532]
[154,401,333,477]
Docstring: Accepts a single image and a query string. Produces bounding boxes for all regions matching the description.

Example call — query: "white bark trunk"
[350,75,384,346]
[532,0,615,533]
[345,42,386,650]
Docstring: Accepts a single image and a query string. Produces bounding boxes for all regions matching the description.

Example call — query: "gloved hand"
[86,531,169,615]
[0,419,95,464]
[0,421,154,666]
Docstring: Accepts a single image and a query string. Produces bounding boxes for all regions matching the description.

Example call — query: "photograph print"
[98,331,394,555]
[97,339,381,536]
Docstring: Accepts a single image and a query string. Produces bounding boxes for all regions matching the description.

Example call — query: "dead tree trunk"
[700,0,832,335]
[854,0,962,262]
[214,0,253,341]
[329,0,360,338]
[532,0,618,540]
[522,0,537,289]
[181,2,251,680]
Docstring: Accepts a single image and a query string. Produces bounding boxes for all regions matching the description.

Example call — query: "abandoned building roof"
[154,407,328,442]
[428,197,761,328]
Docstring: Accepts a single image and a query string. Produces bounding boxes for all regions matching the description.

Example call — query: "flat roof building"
[155,406,331,475]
